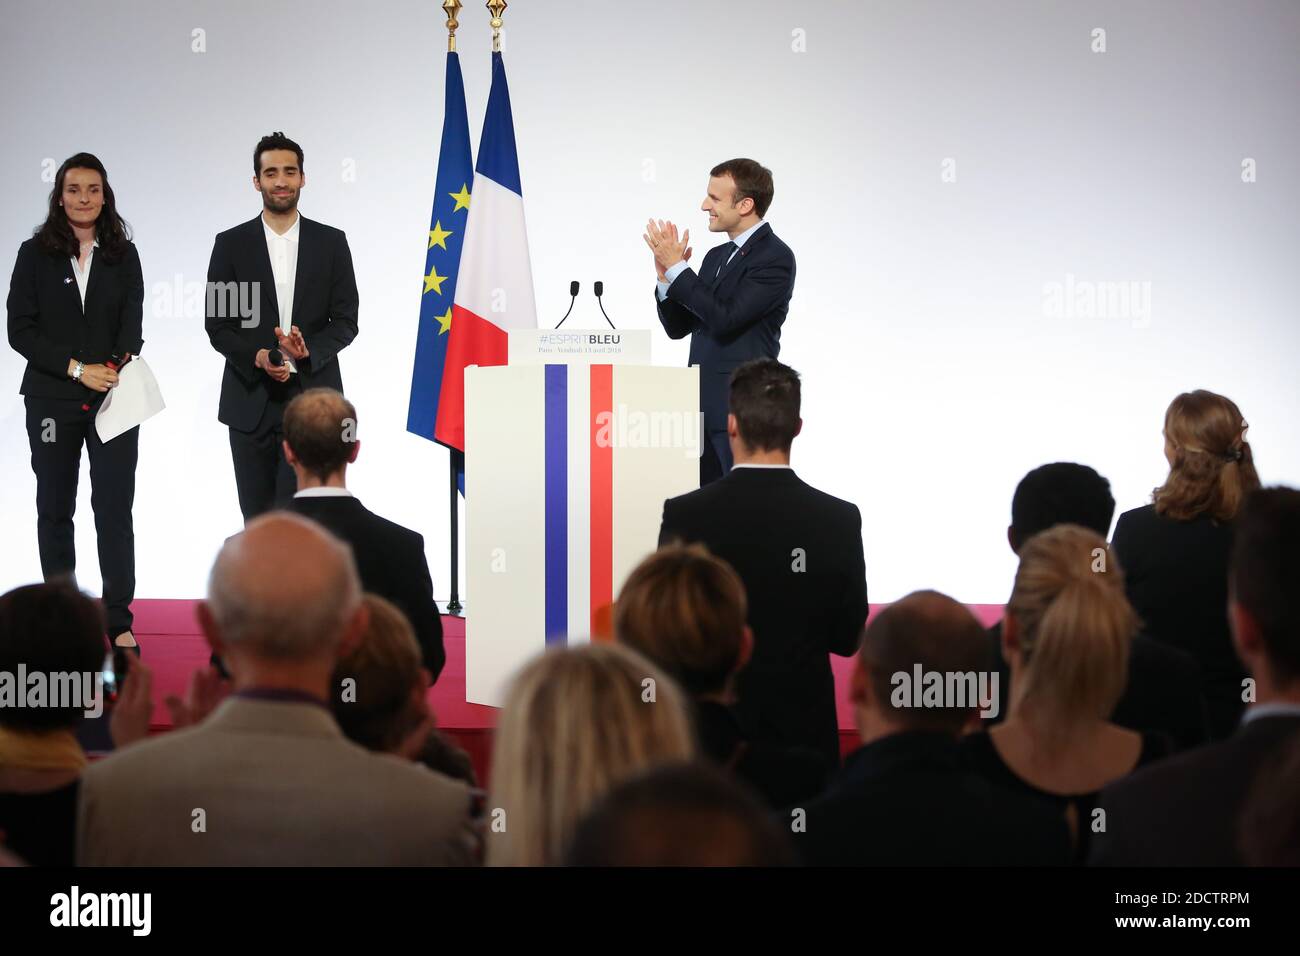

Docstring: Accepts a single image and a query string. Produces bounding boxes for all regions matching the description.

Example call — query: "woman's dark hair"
[35,153,131,263]
[0,581,107,732]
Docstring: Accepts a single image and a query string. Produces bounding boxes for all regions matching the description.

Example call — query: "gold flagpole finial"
[443,0,462,52]
[487,0,507,53]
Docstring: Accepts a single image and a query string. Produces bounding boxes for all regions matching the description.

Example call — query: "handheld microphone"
[268,348,285,367]
[593,280,616,330]
[555,281,580,328]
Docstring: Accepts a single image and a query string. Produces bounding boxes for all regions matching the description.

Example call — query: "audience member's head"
[200,513,367,687]
[1229,486,1300,698]
[1154,389,1259,522]
[1009,463,1115,554]
[851,590,993,741]
[0,582,105,734]
[282,387,360,485]
[1003,525,1137,739]
[564,761,796,866]
[487,643,695,866]
[614,543,751,698]
[1238,729,1300,866]
[331,594,429,753]
[727,359,802,460]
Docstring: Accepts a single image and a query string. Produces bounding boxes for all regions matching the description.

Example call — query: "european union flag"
[407,50,472,461]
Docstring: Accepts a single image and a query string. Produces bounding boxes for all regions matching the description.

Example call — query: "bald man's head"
[283,388,359,482]
[857,590,992,734]
[205,512,362,661]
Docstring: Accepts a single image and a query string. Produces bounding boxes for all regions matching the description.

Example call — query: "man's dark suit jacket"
[7,238,144,399]
[287,494,445,682]
[1089,713,1300,866]
[654,222,794,435]
[797,731,1072,866]
[692,699,828,810]
[1111,504,1245,738]
[659,467,868,770]
[205,216,358,432]
[984,621,1208,750]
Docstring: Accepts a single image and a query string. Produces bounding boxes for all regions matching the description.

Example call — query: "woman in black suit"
[1111,390,1260,739]
[6,153,144,652]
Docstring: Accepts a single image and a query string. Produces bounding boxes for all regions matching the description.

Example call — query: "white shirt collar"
[731,462,792,470]
[730,219,766,250]
[263,212,301,242]
[1240,701,1300,725]
[293,486,353,498]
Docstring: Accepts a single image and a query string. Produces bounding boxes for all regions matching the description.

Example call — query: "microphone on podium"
[555,281,580,328]
[593,280,616,330]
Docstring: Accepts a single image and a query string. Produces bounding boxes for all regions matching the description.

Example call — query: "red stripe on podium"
[589,364,613,638]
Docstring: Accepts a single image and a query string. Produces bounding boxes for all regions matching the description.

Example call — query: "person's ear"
[347,439,360,464]
[1001,612,1020,661]
[849,659,871,709]
[1229,599,1262,666]
[793,417,803,439]
[734,625,754,673]
[197,601,224,659]
[282,440,298,467]
[727,413,739,440]
[1007,525,1019,555]
[336,601,371,659]
[253,174,262,193]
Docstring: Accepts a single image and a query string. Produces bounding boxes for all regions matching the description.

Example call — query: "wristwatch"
[71,361,85,382]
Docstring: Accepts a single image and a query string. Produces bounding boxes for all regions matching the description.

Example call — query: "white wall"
[2,0,1297,604]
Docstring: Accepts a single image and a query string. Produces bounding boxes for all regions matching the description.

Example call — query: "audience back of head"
[565,762,796,866]
[282,387,359,482]
[1230,487,1300,688]
[1009,462,1115,552]
[1155,389,1259,522]
[487,642,695,866]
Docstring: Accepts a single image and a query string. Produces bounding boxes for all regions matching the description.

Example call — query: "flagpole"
[487,0,506,52]
[444,0,465,616]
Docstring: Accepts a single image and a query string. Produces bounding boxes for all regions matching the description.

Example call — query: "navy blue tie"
[711,242,738,286]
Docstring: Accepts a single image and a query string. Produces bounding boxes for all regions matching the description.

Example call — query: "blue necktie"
[711,242,738,286]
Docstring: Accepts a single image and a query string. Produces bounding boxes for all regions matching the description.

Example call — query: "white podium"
[463,331,700,706]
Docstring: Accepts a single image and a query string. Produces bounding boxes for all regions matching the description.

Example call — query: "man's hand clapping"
[644,219,692,278]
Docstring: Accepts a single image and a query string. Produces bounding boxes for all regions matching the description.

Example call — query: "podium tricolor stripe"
[589,364,614,637]
[544,365,568,644]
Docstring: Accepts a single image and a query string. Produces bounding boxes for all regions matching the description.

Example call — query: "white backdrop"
[2,0,1297,606]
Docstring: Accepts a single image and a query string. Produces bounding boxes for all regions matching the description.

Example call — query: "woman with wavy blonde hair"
[486,643,695,866]
[1113,390,1261,738]
[961,524,1170,863]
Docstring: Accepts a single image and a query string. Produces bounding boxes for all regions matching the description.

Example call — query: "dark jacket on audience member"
[984,621,1208,750]
[287,494,445,681]
[960,729,1172,865]
[0,780,79,867]
[692,699,828,809]
[1111,504,1245,738]
[1089,712,1300,866]
[797,731,1072,866]
[659,467,869,771]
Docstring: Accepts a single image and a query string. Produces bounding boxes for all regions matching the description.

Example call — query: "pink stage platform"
[130,600,1005,784]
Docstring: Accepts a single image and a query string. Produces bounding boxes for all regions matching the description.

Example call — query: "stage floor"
[127,600,1005,783]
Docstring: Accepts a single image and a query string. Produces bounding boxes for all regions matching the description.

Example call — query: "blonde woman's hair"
[1006,525,1138,741]
[487,643,695,866]
[1154,389,1260,522]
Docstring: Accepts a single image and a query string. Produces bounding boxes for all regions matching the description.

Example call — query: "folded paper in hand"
[95,357,166,442]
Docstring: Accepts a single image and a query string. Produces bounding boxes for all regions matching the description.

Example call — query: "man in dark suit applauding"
[646,158,795,484]
[658,360,867,772]
[282,388,445,682]
[206,132,359,520]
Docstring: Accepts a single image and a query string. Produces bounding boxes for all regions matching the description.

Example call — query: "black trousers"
[228,393,298,521]
[24,395,138,636]
[700,428,732,485]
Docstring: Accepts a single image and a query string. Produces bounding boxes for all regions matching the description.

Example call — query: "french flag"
[434,51,537,451]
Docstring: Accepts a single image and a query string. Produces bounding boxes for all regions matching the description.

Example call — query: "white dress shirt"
[263,212,300,370]
[293,486,353,498]
[71,239,98,309]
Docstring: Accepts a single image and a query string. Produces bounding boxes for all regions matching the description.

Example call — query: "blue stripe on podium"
[544,365,568,644]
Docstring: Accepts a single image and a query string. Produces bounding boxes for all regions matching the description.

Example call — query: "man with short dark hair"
[1090,486,1300,866]
[987,463,1206,749]
[282,388,445,681]
[646,158,795,484]
[205,132,360,520]
[658,359,867,771]
[797,591,1071,866]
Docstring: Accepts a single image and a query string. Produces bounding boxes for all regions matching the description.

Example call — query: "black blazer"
[205,216,359,432]
[654,222,795,431]
[984,621,1208,751]
[692,699,828,809]
[1111,504,1245,738]
[7,238,144,400]
[659,467,867,770]
[797,732,1072,866]
[286,495,445,682]
[1089,714,1300,866]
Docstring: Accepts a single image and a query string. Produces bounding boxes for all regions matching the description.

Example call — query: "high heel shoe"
[113,631,142,657]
